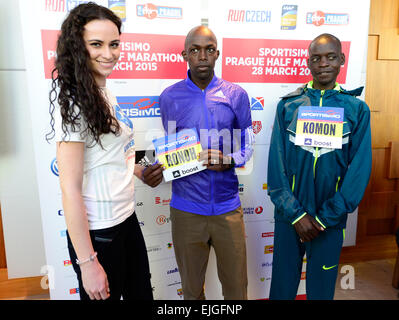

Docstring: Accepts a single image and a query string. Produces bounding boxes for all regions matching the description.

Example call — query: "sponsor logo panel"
[109,0,126,21]
[227,9,272,23]
[281,5,298,30]
[306,11,349,26]
[117,96,160,118]
[137,3,183,20]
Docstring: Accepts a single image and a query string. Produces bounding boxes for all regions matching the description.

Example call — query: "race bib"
[295,106,344,149]
[153,128,206,181]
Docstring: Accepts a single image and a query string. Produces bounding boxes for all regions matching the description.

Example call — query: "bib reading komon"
[295,106,344,149]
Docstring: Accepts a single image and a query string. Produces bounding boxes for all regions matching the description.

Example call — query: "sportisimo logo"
[51,158,59,176]
[117,96,160,118]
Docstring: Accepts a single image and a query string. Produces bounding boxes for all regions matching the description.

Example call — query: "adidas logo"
[172,170,181,178]
[214,90,226,99]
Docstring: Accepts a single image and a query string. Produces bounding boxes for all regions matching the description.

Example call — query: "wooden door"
[358,0,399,238]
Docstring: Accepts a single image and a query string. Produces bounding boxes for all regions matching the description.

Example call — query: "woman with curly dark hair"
[48,2,163,300]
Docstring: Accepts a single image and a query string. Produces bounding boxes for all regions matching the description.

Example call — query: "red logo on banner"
[252,121,262,135]
[222,38,350,84]
[310,11,325,26]
[41,30,187,80]
[262,232,274,238]
[140,3,158,19]
[156,215,168,225]
[45,0,65,12]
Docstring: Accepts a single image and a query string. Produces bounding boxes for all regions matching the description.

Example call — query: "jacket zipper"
[336,176,341,192]
[201,89,215,214]
[291,174,295,192]
[313,89,325,178]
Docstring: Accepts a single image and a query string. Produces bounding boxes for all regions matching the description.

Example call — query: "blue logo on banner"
[251,97,264,110]
[113,104,134,129]
[51,158,59,176]
[67,0,89,12]
[116,96,160,118]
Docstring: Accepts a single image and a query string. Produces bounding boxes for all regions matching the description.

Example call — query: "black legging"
[67,212,153,300]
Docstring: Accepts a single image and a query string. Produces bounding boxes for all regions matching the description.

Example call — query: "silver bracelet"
[76,252,97,266]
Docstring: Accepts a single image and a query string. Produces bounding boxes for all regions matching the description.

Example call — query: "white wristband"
[76,252,97,266]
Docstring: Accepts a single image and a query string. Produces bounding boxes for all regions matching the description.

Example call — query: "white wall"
[0,0,46,278]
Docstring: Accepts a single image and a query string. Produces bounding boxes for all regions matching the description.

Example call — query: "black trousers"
[67,212,153,300]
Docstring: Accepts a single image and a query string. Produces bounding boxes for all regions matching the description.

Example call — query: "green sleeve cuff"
[315,216,327,229]
[292,212,307,225]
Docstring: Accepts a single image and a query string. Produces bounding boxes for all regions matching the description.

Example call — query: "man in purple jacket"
[159,26,254,300]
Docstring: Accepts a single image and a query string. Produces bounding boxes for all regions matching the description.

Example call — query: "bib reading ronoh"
[295,106,344,149]
[153,128,206,182]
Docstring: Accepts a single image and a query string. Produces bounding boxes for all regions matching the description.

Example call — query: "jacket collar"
[281,81,364,99]
[185,70,219,92]
[306,80,341,91]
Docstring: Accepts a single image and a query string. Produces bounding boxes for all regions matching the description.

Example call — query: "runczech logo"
[227,9,271,23]
[45,0,65,11]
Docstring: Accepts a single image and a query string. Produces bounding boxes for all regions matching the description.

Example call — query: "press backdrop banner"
[19,0,370,300]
